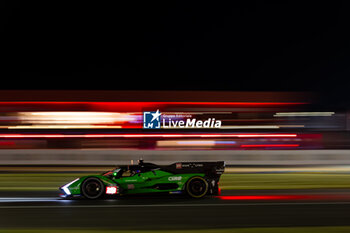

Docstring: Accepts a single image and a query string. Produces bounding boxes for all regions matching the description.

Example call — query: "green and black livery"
[59,160,225,199]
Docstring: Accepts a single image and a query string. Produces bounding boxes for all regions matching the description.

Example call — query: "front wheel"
[81,177,105,199]
[186,176,208,198]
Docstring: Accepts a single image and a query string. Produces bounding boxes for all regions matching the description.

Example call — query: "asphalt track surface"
[1,190,350,230]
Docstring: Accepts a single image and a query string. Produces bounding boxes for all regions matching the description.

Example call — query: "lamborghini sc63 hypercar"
[59,160,225,199]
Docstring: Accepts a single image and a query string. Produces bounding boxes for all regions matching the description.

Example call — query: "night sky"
[1,1,350,102]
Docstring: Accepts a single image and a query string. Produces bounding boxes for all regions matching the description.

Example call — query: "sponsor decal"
[106,186,118,195]
[176,163,182,169]
[124,179,137,182]
[216,167,225,174]
[181,163,204,168]
[168,176,182,181]
[143,110,221,129]
[127,184,135,190]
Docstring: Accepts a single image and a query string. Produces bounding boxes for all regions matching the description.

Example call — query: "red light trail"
[0,133,297,139]
[0,101,307,112]
[240,144,299,148]
[218,194,350,200]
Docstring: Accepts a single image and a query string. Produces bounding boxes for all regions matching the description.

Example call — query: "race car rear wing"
[161,161,225,177]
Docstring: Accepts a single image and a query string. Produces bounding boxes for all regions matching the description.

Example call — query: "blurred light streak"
[0,133,298,139]
[235,134,297,138]
[29,112,115,116]
[220,125,280,129]
[278,125,305,128]
[0,101,308,114]
[215,141,236,144]
[120,125,143,129]
[218,194,346,200]
[158,140,237,147]
[177,141,215,145]
[0,141,15,146]
[274,112,335,117]
[18,112,136,124]
[240,144,299,148]
[6,125,122,129]
[0,102,307,106]
[158,141,216,147]
[161,111,232,115]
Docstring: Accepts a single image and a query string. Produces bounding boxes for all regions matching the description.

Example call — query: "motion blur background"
[2,1,350,232]
[0,90,348,166]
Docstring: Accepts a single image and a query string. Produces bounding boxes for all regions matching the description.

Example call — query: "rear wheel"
[81,177,104,199]
[186,176,208,198]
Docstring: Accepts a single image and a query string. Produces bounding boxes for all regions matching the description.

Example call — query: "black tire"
[186,176,208,198]
[81,177,105,199]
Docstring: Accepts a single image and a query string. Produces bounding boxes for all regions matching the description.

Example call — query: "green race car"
[59,160,225,199]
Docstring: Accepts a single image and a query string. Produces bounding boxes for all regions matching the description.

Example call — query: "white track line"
[0,202,350,209]
[0,197,59,203]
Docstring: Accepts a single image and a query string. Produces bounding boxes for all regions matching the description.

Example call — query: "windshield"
[102,168,121,177]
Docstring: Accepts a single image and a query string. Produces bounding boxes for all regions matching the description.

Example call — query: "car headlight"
[61,178,79,195]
